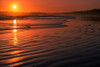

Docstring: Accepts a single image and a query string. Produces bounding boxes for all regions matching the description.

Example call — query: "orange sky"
[0,0,100,13]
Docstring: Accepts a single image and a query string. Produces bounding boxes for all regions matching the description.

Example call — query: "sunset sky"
[0,0,100,13]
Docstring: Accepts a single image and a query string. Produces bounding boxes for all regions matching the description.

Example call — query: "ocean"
[0,17,100,67]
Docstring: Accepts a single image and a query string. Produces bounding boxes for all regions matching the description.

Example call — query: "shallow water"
[0,18,100,67]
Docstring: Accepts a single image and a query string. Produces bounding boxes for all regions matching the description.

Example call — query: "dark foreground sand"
[0,18,100,67]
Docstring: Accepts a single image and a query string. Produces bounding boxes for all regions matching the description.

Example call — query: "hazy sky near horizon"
[0,0,100,13]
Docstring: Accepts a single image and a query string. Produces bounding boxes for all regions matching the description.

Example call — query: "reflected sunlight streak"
[13,19,17,28]
[14,19,16,24]
[8,20,23,66]
[10,51,22,54]
[13,19,18,46]
[13,29,18,46]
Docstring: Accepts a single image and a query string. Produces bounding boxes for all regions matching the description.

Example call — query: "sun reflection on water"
[10,51,22,54]
[13,19,17,28]
[13,19,18,46]
[5,19,23,66]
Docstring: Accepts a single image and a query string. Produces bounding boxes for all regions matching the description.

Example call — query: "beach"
[0,17,100,67]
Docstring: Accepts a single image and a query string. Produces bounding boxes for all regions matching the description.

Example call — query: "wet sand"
[0,18,100,67]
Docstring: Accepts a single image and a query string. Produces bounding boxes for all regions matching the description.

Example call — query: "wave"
[0,25,67,31]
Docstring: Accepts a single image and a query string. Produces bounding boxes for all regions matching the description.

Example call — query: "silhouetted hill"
[73,9,100,21]
[73,9,100,15]
[63,9,100,15]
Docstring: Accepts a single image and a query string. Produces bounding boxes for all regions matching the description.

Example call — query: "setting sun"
[13,5,16,8]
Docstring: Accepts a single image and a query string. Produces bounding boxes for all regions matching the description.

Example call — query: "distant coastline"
[0,9,100,21]
[0,9,100,15]
[62,9,100,15]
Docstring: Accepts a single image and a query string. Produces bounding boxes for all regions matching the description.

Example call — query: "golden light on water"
[13,29,17,33]
[13,19,18,46]
[10,51,22,54]
[13,19,17,28]
[13,29,18,46]
[14,26,17,28]
[14,19,16,24]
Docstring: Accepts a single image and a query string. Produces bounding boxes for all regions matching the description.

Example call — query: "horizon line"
[0,8,100,13]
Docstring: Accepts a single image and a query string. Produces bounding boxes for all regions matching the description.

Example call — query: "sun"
[13,5,16,8]
[12,4,18,12]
